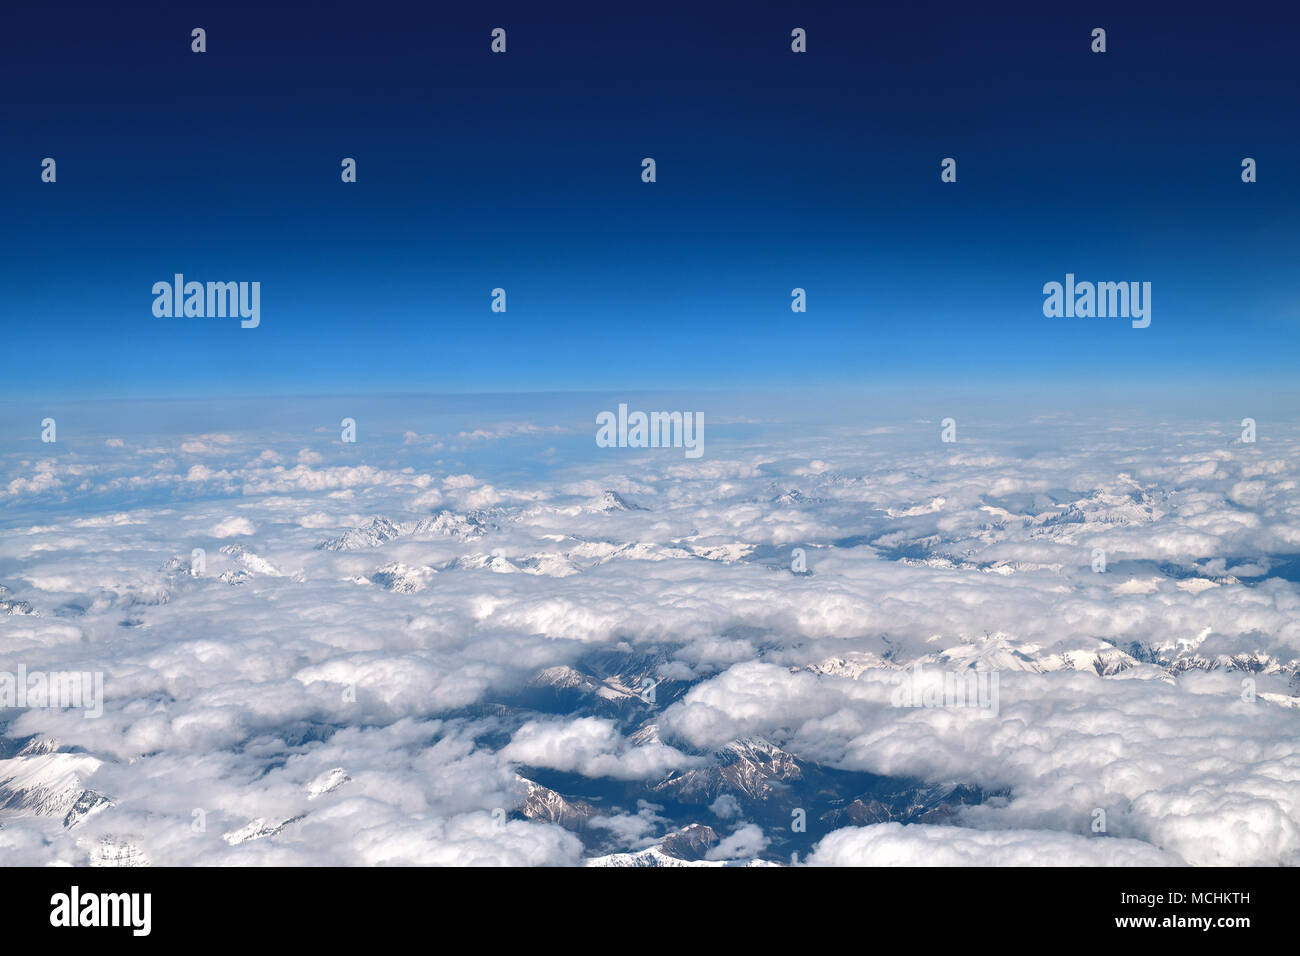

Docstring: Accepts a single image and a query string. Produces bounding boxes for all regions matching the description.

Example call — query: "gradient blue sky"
[4,0,1298,400]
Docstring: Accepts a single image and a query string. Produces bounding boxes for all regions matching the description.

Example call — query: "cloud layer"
[1,403,1297,865]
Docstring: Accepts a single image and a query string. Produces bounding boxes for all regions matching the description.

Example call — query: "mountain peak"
[592,490,646,513]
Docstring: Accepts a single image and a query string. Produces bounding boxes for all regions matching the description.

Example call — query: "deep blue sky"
[4,0,1298,400]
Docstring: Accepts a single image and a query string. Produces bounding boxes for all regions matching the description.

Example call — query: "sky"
[5,3,1300,871]
[3,0,1299,401]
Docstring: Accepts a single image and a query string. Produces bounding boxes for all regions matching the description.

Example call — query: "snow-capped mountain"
[316,510,488,551]
[590,490,647,513]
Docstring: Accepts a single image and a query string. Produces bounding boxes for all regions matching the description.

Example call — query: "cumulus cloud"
[502,718,699,780]
[707,824,769,860]
[210,516,256,537]
[805,823,1181,866]
[3,401,1300,866]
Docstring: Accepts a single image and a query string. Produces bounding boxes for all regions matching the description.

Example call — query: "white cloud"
[806,823,1180,866]
[3,409,1300,866]
[503,718,699,780]
[210,516,256,537]
[706,824,769,860]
